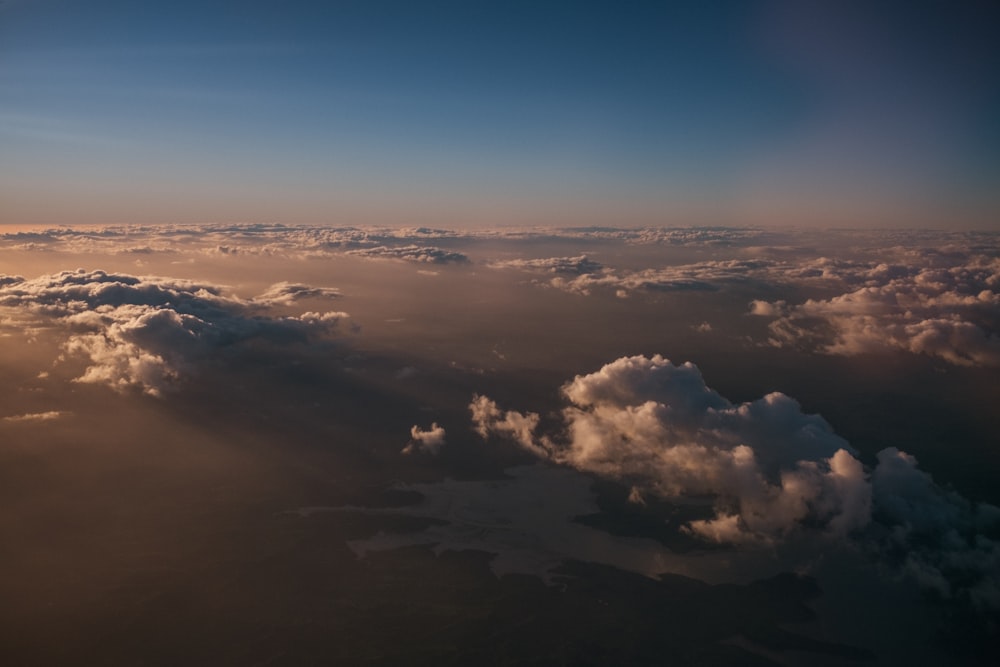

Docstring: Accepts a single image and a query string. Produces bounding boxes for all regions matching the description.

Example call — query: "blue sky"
[2,0,998,227]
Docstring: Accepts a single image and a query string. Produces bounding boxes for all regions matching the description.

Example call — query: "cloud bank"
[752,252,1000,367]
[0,269,348,396]
[470,355,999,609]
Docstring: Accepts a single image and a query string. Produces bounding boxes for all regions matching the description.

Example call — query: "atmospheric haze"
[1,224,998,665]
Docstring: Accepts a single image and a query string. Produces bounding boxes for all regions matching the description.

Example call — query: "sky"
[2,0,999,228]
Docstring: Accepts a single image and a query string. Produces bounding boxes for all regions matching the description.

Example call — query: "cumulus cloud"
[472,355,868,545]
[754,252,1000,367]
[469,355,1000,608]
[401,423,447,455]
[0,269,349,396]
[872,448,1000,610]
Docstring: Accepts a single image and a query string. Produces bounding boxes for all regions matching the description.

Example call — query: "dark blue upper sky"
[2,0,998,227]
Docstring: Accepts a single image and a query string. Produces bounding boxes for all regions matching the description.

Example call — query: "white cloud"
[471,355,869,545]
[469,354,1000,608]
[0,269,350,396]
[758,255,1000,366]
[401,422,447,455]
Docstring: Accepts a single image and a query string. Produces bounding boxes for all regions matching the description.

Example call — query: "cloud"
[401,423,447,455]
[748,300,786,317]
[469,355,1000,608]
[0,223,773,263]
[756,254,1000,366]
[344,245,469,264]
[3,411,65,422]
[0,269,349,396]
[549,259,780,296]
[253,282,342,306]
[872,448,1000,610]
[472,355,868,545]
[488,255,603,275]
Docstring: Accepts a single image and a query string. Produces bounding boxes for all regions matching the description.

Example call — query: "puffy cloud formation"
[753,253,1000,367]
[470,355,999,608]
[401,423,447,455]
[472,355,868,545]
[0,269,348,396]
[872,448,1000,609]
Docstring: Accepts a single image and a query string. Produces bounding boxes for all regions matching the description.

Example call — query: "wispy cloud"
[3,411,66,422]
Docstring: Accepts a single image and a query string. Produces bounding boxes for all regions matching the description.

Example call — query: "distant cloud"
[549,259,779,296]
[0,223,773,262]
[3,411,65,422]
[470,354,1000,608]
[401,422,446,455]
[344,245,469,264]
[488,255,603,275]
[748,300,786,317]
[755,253,1000,367]
[0,269,349,396]
[253,282,342,306]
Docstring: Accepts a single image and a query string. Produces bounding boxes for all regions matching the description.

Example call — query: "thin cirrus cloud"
[0,269,348,396]
[471,355,1000,610]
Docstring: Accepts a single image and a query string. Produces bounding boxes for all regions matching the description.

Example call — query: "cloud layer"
[755,253,1000,366]
[0,269,348,396]
[471,355,999,608]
